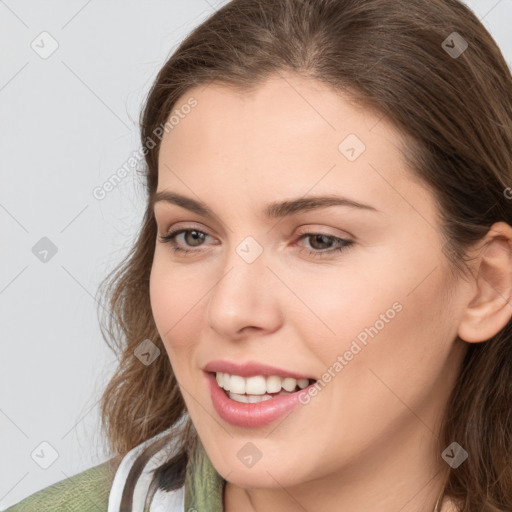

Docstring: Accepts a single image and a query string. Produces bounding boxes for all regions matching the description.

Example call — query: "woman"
[7,0,512,511]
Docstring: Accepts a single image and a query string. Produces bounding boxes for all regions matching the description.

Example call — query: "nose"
[206,246,283,339]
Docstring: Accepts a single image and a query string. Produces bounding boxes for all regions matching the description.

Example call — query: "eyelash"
[158,227,354,259]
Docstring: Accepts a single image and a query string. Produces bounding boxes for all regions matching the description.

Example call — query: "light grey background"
[1,0,511,509]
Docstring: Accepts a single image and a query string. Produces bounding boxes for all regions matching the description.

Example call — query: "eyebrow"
[150,191,380,220]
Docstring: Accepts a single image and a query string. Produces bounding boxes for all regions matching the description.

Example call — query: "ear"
[457,221,512,343]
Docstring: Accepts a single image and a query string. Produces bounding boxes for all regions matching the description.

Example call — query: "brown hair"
[97,0,512,510]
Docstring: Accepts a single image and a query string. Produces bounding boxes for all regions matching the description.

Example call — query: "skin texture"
[149,72,512,512]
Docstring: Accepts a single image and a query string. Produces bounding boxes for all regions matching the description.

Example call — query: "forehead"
[163,74,393,153]
[156,72,429,221]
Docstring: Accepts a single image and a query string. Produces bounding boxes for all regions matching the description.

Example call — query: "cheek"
[270,259,401,365]
[297,244,455,395]
[326,267,456,424]
[149,258,205,364]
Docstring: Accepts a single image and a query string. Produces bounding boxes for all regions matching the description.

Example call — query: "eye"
[294,232,354,259]
[158,227,214,254]
[157,226,355,259]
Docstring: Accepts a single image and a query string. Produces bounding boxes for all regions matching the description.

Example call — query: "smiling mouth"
[210,371,316,404]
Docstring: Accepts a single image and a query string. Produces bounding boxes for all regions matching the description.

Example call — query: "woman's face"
[150,72,469,497]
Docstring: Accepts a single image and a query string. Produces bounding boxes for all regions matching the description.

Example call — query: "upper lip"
[203,360,316,380]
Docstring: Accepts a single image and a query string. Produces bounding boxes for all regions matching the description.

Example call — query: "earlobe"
[457,222,512,343]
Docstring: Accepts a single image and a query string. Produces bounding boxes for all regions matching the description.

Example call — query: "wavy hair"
[97,1,512,510]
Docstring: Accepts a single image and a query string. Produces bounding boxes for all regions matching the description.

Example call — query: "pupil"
[187,230,204,246]
[312,234,330,249]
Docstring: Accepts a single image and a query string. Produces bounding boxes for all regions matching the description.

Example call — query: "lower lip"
[205,372,313,428]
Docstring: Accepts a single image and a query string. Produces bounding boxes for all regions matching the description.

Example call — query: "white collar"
[107,424,186,512]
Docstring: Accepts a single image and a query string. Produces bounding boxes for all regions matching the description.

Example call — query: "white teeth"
[229,391,292,403]
[266,375,282,393]
[282,377,298,392]
[245,375,267,394]
[247,394,264,403]
[297,378,309,389]
[229,375,246,394]
[215,372,312,395]
[228,392,249,403]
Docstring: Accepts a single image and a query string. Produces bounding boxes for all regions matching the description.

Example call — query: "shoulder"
[3,456,121,512]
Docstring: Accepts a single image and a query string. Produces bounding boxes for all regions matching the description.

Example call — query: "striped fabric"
[107,425,185,511]
[108,417,225,512]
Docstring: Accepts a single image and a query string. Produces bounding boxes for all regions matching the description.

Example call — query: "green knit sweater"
[4,439,225,511]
